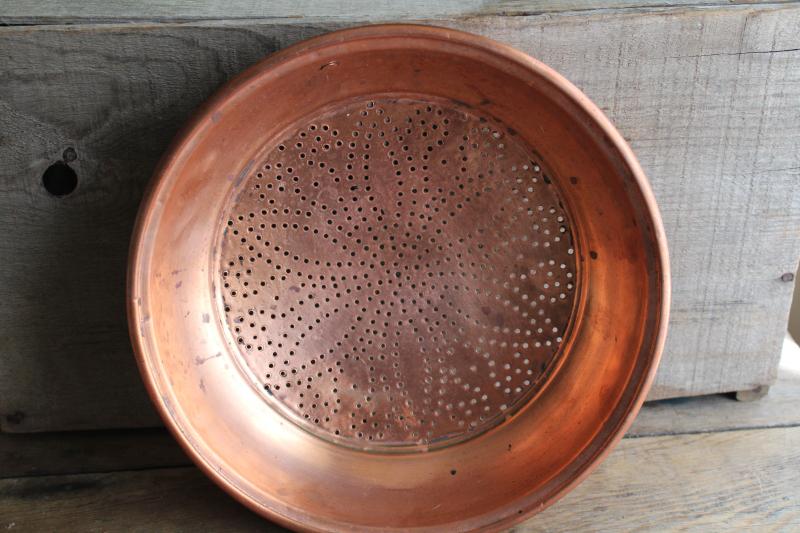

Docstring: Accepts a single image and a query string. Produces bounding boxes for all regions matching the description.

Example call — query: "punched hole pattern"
[219,98,577,448]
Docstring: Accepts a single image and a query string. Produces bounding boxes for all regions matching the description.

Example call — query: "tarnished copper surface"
[129,25,669,532]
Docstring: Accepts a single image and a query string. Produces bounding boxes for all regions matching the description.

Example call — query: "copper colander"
[129,25,669,532]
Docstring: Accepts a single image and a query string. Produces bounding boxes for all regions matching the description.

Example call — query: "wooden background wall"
[1,1,799,432]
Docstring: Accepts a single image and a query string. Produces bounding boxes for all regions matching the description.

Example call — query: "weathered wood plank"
[629,335,800,436]
[0,467,275,532]
[2,1,796,25]
[0,428,189,479]
[530,426,800,531]
[2,426,798,531]
[0,22,338,432]
[1,4,799,431]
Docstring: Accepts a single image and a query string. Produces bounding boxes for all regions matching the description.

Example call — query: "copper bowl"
[128,24,669,532]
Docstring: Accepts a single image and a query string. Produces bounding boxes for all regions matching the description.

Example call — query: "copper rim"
[128,24,670,532]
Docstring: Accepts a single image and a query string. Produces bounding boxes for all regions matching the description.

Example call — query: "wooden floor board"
[529,426,800,532]
[1,426,798,531]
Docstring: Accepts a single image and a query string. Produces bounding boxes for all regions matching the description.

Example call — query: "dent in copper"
[129,24,670,532]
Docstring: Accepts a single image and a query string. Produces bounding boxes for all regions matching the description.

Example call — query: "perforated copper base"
[219,97,577,449]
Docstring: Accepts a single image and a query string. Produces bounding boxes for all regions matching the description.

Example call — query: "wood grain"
[530,426,800,531]
[1,4,799,431]
[0,467,275,532]
[629,335,800,436]
[0,22,337,432]
[1,426,798,531]
[0,428,189,479]
[2,1,796,25]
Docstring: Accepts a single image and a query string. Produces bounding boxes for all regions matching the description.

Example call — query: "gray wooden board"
[530,426,800,531]
[1,426,799,531]
[1,1,796,25]
[2,337,798,479]
[629,335,800,436]
[0,428,189,479]
[0,467,275,532]
[1,4,799,431]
